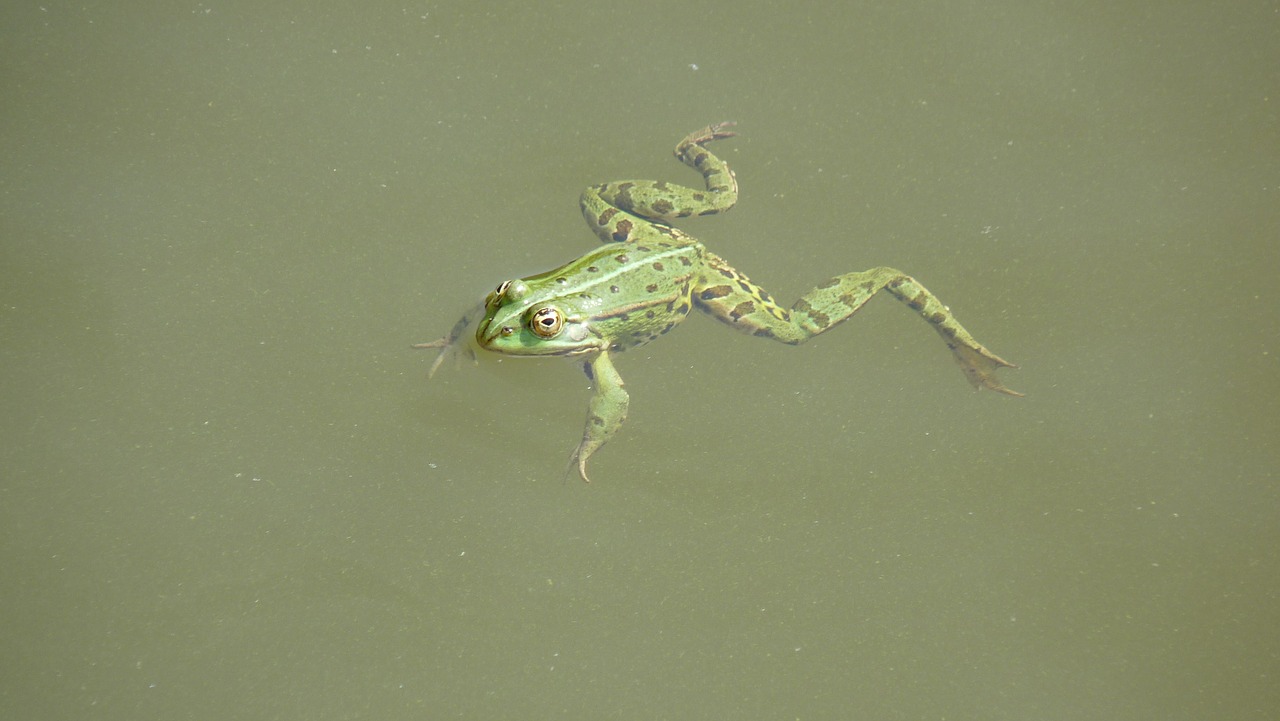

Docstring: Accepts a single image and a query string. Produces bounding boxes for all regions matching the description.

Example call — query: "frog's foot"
[948,343,1023,397]
[565,445,594,484]
[413,302,483,378]
[680,121,737,149]
[412,337,476,379]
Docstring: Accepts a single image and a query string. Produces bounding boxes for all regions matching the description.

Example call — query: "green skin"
[417,122,1021,482]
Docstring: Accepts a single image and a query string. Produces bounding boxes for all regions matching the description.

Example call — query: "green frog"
[416,122,1020,482]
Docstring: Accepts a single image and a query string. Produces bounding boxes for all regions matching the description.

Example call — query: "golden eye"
[494,280,511,296]
[529,307,564,338]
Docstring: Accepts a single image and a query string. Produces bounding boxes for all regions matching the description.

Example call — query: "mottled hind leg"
[871,272,1021,396]
[580,122,739,244]
[671,121,739,208]
[695,259,1021,396]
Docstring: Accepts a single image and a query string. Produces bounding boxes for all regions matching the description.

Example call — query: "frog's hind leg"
[695,259,1022,396]
[580,122,739,245]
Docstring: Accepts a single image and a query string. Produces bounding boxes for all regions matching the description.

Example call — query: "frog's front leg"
[566,350,629,483]
[412,301,483,377]
[695,258,1022,396]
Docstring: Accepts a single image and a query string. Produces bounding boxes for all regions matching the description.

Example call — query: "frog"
[415,122,1020,482]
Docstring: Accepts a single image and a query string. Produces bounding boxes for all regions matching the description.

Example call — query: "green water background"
[3,1,1277,719]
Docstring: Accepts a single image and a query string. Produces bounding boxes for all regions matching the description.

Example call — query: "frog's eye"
[487,280,529,309]
[503,281,530,302]
[484,281,510,308]
[528,306,564,338]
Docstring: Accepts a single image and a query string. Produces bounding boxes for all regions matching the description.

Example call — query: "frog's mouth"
[476,314,603,356]
[474,318,517,351]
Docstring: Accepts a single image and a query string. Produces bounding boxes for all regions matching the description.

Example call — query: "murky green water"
[3,1,1277,719]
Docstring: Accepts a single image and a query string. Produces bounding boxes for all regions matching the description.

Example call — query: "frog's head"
[475,279,599,356]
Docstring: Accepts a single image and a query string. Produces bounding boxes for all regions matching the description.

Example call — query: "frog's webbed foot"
[948,343,1023,397]
[680,121,737,149]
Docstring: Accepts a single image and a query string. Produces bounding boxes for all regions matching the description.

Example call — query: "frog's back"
[529,239,703,351]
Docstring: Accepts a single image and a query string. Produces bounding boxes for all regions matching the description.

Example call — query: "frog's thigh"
[584,180,734,225]
[694,278,809,344]
[580,187,680,244]
[694,266,907,343]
